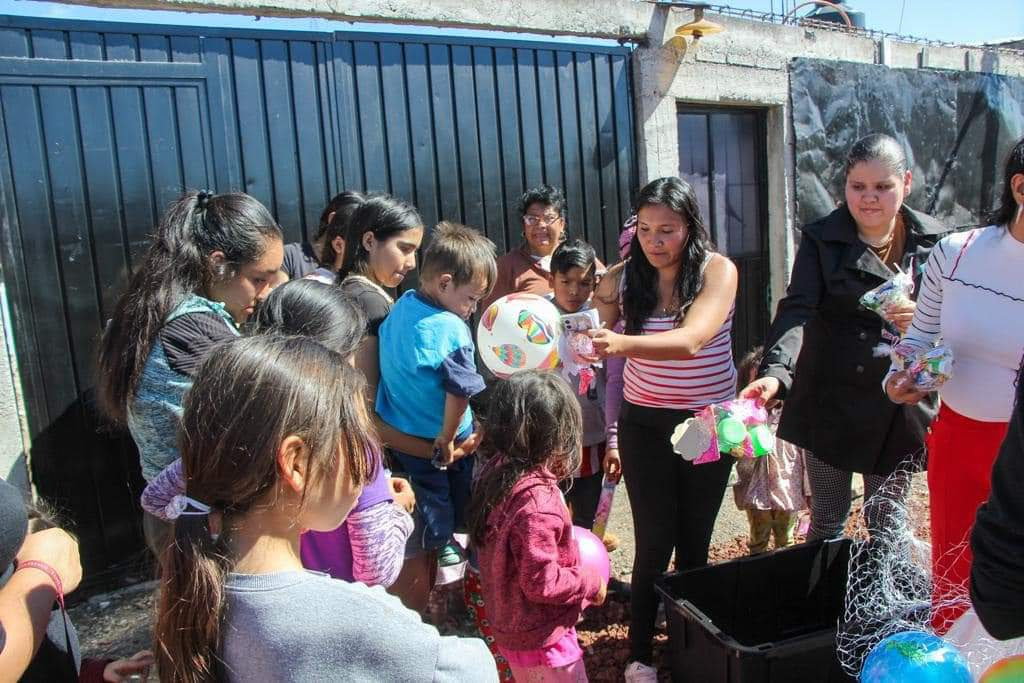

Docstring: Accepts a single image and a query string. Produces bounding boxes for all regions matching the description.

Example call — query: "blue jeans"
[392,449,474,551]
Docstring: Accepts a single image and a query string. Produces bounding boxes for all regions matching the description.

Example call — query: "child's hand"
[104,650,155,682]
[432,438,456,467]
[739,376,781,408]
[586,327,627,360]
[591,575,608,607]
[885,370,928,405]
[883,301,916,335]
[388,477,416,513]
[602,448,622,481]
[453,431,481,458]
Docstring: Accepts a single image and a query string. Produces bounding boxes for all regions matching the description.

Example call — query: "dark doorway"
[677,107,769,362]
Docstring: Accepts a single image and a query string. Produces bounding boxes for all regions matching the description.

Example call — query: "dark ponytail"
[336,194,422,283]
[96,191,281,424]
[622,177,712,335]
[251,279,367,359]
[155,335,377,682]
[317,191,367,269]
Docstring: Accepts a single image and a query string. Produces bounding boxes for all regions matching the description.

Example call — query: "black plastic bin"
[655,539,855,683]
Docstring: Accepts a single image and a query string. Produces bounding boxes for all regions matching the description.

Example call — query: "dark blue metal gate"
[0,15,636,581]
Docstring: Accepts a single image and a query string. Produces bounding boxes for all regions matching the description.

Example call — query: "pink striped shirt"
[622,307,737,410]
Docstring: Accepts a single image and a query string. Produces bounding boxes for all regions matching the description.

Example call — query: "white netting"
[836,452,1024,679]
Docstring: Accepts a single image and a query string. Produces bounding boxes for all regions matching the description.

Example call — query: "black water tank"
[808,2,867,29]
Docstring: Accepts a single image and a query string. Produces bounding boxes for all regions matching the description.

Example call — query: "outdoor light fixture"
[652,1,725,55]
[673,4,725,42]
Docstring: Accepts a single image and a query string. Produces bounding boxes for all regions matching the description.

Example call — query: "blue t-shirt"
[377,291,484,439]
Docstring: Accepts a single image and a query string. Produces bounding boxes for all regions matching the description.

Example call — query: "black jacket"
[970,367,1024,640]
[759,205,947,475]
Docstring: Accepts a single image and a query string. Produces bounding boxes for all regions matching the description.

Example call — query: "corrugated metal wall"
[0,16,636,579]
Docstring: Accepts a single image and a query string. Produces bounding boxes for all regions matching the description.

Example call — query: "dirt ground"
[69,472,930,680]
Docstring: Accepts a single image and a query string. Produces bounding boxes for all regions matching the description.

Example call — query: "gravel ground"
[69,471,930,680]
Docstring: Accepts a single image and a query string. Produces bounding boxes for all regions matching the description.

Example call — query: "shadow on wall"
[29,388,148,592]
[790,58,1024,227]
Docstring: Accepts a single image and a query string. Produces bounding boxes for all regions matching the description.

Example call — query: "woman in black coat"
[741,134,947,540]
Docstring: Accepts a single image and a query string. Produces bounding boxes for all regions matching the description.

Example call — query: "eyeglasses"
[523,213,563,227]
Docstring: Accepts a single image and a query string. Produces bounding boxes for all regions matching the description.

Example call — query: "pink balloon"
[574,525,610,587]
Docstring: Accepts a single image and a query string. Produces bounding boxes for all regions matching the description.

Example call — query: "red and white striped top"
[622,306,737,411]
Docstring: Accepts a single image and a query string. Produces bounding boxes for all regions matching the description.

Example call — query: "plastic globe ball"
[980,655,1024,682]
[861,631,972,683]
[477,293,561,378]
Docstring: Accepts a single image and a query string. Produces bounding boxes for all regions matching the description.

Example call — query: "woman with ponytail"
[154,335,493,683]
[96,191,283,554]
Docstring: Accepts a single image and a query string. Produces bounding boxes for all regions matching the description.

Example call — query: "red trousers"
[927,404,1008,633]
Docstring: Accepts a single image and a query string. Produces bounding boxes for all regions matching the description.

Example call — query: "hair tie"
[195,190,213,211]
[164,494,212,520]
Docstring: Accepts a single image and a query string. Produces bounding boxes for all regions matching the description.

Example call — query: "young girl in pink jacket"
[468,371,609,682]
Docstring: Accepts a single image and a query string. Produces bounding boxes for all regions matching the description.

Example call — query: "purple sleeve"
[300,458,393,581]
[348,503,415,587]
[140,458,186,520]
[352,461,393,513]
[440,346,486,398]
[604,355,625,450]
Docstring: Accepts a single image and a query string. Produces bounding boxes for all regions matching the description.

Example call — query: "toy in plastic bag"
[860,267,914,333]
[558,308,601,395]
[670,398,776,464]
[890,342,954,391]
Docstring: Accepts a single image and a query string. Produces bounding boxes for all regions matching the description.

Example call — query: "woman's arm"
[747,233,826,400]
[592,262,623,331]
[0,529,82,679]
[590,255,737,361]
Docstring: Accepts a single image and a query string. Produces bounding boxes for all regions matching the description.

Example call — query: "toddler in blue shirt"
[377,222,496,566]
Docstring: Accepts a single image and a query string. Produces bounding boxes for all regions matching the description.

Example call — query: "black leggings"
[619,401,734,663]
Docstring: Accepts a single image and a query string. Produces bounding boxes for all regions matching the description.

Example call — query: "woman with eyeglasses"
[482,185,574,309]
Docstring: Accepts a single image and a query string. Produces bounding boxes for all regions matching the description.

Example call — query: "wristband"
[16,559,65,609]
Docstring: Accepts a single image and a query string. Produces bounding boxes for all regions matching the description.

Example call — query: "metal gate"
[0,16,636,580]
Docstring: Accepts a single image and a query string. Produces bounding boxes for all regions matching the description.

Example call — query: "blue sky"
[0,0,1021,46]
[726,0,1024,45]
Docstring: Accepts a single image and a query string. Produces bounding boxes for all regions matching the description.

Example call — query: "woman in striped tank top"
[590,177,738,681]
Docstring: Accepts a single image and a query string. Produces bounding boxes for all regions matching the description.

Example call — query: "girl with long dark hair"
[96,191,283,554]
[590,177,739,681]
[153,335,493,683]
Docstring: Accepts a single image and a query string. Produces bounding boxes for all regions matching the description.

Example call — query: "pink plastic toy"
[574,525,610,608]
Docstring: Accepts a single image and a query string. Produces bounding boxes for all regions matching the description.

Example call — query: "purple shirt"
[300,465,392,581]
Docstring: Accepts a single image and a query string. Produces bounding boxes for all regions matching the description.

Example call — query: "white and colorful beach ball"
[477,293,561,379]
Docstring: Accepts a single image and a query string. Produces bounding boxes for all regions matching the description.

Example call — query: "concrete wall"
[632,8,1024,305]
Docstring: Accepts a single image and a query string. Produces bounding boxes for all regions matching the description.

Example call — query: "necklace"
[859,229,894,249]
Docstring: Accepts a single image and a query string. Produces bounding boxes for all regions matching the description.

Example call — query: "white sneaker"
[624,660,658,682]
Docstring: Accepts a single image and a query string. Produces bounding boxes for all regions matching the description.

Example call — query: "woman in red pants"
[887,137,1024,632]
